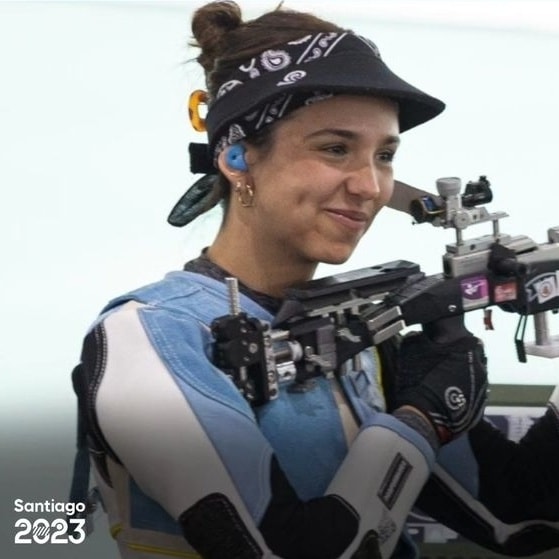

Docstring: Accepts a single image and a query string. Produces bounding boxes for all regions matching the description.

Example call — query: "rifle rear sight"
[410,175,559,360]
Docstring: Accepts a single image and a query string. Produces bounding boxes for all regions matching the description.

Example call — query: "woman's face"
[243,94,399,266]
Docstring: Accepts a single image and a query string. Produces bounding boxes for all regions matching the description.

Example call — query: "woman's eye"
[378,150,396,163]
[323,144,348,156]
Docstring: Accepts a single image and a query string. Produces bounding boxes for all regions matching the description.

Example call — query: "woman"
[71,2,559,558]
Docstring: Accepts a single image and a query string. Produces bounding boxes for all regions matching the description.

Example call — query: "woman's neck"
[207,230,318,298]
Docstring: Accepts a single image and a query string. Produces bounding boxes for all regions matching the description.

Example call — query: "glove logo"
[445,386,466,411]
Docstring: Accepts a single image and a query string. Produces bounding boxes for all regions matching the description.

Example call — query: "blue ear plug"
[225,143,248,172]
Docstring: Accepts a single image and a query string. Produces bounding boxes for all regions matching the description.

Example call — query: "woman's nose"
[346,164,383,200]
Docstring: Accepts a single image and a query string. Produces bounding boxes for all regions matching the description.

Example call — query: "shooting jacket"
[73,270,559,559]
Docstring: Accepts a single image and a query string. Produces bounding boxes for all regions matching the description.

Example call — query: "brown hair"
[189,1,345,217]
[191,1,344,101]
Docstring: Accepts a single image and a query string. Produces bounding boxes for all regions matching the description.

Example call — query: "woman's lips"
[325,208,369,231]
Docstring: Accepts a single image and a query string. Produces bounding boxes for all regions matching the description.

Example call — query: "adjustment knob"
[436,177,462,198]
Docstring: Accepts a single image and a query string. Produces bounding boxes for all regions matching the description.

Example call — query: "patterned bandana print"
[207,32,383,160]
[212,90,334,159]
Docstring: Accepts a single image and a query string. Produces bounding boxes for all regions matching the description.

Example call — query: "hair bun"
[192,1,243,73]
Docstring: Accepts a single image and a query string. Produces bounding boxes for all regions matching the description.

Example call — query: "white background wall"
[1,1,558,557]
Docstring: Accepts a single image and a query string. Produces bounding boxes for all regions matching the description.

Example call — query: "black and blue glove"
[394,332,489,445]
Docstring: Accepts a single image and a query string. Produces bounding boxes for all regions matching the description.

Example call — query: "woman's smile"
[323,207,370,233]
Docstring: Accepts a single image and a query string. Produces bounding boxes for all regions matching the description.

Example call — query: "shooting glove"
[394,332,489,445]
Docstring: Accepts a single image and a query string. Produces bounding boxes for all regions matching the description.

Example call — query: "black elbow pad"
[179,493,263,559]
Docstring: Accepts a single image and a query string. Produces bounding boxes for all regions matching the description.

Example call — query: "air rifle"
[211,176,559,406]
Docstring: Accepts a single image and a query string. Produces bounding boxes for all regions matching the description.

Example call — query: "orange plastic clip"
[188,89,208,132]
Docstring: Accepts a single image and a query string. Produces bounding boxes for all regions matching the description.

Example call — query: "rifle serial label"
[494,281,517,303]
[526,272,559,304]
[460,275,490,309]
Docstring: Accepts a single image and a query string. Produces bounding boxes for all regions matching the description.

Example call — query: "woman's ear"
[218,144,248,176]
[216,145,256,209]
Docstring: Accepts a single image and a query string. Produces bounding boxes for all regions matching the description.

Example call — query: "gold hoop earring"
[235,181,254,207]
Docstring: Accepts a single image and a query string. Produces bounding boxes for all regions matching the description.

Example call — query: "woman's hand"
[394,332,489,445]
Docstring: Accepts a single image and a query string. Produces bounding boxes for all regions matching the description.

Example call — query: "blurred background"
[1,1,558,557]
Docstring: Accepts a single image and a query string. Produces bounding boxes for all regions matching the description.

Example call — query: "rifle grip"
[423,314,472,344]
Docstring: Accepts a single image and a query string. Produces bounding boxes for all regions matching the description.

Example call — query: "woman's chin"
[316,246,356,266]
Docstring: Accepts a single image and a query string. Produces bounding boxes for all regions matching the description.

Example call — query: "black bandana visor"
[206,32,445,158]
